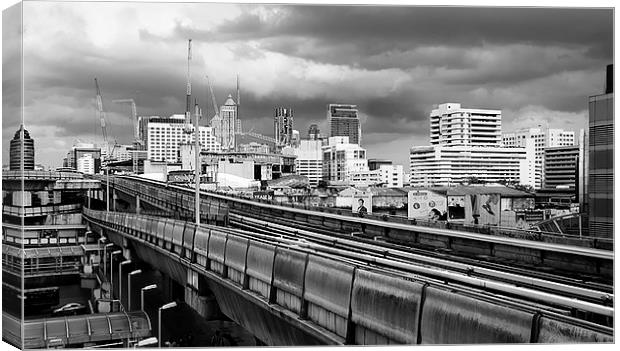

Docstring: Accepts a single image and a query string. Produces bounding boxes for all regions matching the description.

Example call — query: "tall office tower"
[274,107,294,147]
[9,124,35,170]
[147,114,220,162]
[410,103,533,187]
[327,104,361,145]
[503,126,575,189]
[588,64,613,238]
[217,94,238,151]
[308,124,321,140]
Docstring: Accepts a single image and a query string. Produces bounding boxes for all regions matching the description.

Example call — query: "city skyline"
[2,1,613,168]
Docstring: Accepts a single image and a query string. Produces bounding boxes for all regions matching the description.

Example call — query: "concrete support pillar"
[136,195,141,215]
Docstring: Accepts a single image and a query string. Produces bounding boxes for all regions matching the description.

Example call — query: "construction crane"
[183,39,193,134]
[113,98,141,173]
[207,75,219,118]
[94,78,111,163]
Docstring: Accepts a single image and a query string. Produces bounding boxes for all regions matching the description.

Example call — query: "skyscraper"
[219,94,238,150]
[9,124,35,171]
[327,104,361,145]
[274,107,294,147]
[588,64,613,238]
[430,103,502,146]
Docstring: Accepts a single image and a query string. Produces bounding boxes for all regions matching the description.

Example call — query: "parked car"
[52,302,87,316]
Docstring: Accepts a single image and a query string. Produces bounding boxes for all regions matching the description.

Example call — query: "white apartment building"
[147,115,221,162]
[76,154,95,175]
[379,164,404,188]
[430,103,502,146]
[283,139,323,187]
[411,103,534,187]
[322,136,368,182]
[502,127,575,189]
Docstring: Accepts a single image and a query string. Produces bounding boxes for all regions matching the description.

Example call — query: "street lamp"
[106,166,110,212]
[141,284,157,312]
[134,337,158,348]
[110,250,122,298]
[103,243,114,277]
[158,302,177,347]
[128,269,142,311]
[119,260,132,307]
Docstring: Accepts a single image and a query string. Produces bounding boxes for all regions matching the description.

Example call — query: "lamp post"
[119,260,131,307]
[140,284,157,312]
[106,166,110,212]
[103,243,114,277]
[110,250,122,298]
[128,269,142,311]
[158,302,177,347]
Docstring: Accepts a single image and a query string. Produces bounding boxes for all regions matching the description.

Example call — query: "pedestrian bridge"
[83,208,613,345]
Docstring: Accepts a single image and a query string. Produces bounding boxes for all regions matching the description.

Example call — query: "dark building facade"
[274,107,294,147]
[543,145,579,189]
[9,124,35,171]
[588,64,613,238]
[308,124,321,140]
[327,104,360,145]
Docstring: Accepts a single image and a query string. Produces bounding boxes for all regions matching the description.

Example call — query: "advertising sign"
[408,191,447,220]
[447,195,465,220]
[465,193,500,226]
[351,190,373,215]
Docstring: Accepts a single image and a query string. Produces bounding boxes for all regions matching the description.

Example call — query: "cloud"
[1,1,612,169]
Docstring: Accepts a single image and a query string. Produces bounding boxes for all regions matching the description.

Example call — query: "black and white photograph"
[1,0,615,348]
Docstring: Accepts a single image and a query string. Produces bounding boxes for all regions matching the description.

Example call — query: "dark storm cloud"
[183,6,613,63]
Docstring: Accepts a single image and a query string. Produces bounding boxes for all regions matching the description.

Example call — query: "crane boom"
[94,78,110,158]
[112,98,139,144]
[184,39,193,133]
[207,75,219,117]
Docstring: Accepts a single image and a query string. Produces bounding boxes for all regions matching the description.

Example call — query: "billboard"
[351,190,373,215]
[447,195,465,220]
[465,193,500,226]
[408,190,447,220]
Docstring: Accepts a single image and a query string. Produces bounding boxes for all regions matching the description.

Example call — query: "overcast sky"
[2,1,614,168]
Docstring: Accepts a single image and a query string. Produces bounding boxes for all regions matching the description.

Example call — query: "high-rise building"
[378,164,404,188]
[328,104,361,145]
[212,94,237,150]
[588,64,613,238]
[9,124,35,170]
[308,124,321,140]
[76,154,95,175]
[274,107,294,147]
[322,136,368,182]
[430,103,501,146]
[147,115,220,162]
[411,103,533,187]
[64,143,102,174]
[284,139,323,187]
[503,126,575,189]
[543,145,579,189]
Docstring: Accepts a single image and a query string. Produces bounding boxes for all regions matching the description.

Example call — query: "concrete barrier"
[351,270,424,344]
[207,230,228,276]
[273,248,307,314]
[304,255,354,338]
[246,241,276,299]
[224,236,249,286]
[420,286,534,344]
[537,316,613,343]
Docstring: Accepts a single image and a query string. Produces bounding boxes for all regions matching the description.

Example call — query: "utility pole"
[194,99,201,225]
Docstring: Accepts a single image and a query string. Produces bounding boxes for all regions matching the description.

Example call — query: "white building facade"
[283,139,324,187]
[502,126,575,189]
[211,94,238,151]
[76,154,95,175]
[411,103,533,187]
[147,115,220,162]
[322,136,368,182]
[378,164,404,188]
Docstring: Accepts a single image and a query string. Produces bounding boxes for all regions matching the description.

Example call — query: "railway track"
[229,213,613,325]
